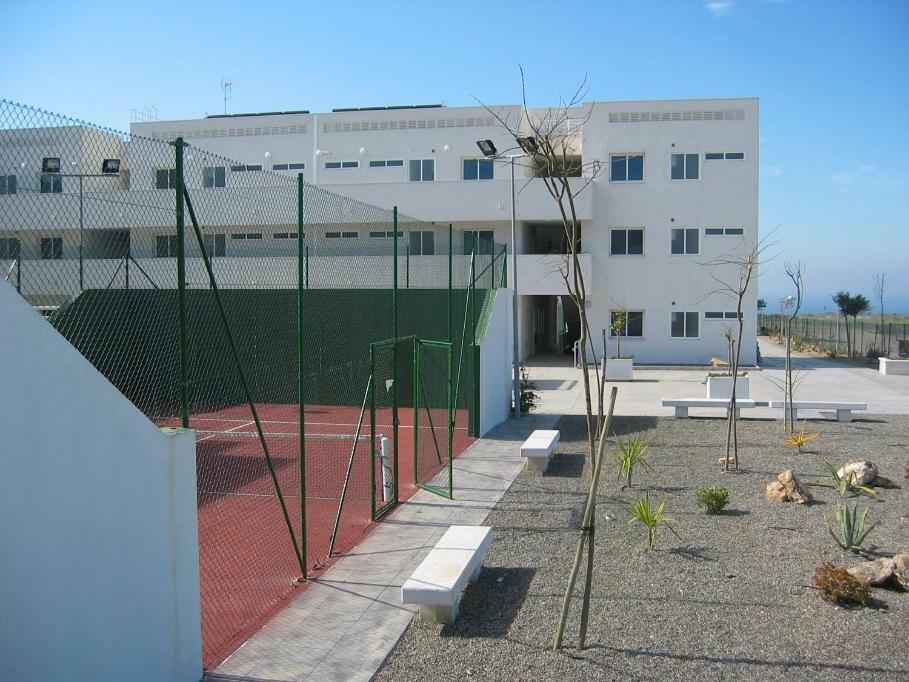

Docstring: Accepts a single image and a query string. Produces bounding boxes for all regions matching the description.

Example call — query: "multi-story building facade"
[0,98,758,364]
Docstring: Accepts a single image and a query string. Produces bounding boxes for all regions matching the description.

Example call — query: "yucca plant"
[625,491,677,549]
[826,502,877,553]
[808,460,879,500]
[785,421,819,454]
[613,435,652,489]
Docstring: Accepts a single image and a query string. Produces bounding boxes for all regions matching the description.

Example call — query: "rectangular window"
[671,311,699,338]
[203,233,226,257]
[706,152,745,161]
[409,159,435,182]
[202,166,226,188]
[0,175,17,195]
[463,229,495,255]
[610,154,644,182]
[230,233,262,241]
[0,237,20,259]
[610,228,644,256]
[670,228,699,255]
[156,235,178,257]
[409,230,435,255]
[705,227,745,237]
[369,231,402,238]
[462,158,494,180]
[325,161,359,170]
[155,168,176,189]
[327,231,358,239]
[272,164,288,171]
[288,162,306,170]
[670,153,699,180]
[610,310,644,337]
[705,311,744,320]
[246,164,262,172]
[40,237,63,260]
[40,174,62,194]
[369,159,404,168]
[273,232,299,239]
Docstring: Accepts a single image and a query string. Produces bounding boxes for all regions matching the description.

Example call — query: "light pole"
[44,157,121,291]
[477,137,538,417]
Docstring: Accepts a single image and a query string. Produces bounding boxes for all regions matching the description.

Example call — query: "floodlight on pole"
[516,136,539,155]
[101,158,121,174]
[476,139,497,158]
[42,157,61,173]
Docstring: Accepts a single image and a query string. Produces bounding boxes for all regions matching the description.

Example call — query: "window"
[272,162,306,171]
[230,232,263,240]
[610,154,644,182]
[202,166,226,188]
[670,228,699,255]
[705,311,744,320]
[156,235,178,257]
[40,174,62,194]
[273,232,300,239]
[155,168,177,190]
[326,231,358,239]
[39,237,63,260]
[409,230,435,255]
[230,164,264,173]
[368,159,404,168]
[610,310,644,337]
[462,158,494,180]
[0,237,20,259]
[409,159,434,182]
[705,152,745,161]
[325,161,359,170]
[610,228,644,256]
[463,229,494,255]
[671,311,699,338]
[0,175,16,195]
[203,233,226,257]
[369,230,403,238]
[705,227,745,237]
[671,153,699,180]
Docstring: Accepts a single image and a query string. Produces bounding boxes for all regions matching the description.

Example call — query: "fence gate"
[414,339,454,498]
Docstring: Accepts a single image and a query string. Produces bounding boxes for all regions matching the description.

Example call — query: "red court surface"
[160,402,473,670]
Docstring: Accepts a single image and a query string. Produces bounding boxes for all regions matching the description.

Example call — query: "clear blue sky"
[2,1,907,312]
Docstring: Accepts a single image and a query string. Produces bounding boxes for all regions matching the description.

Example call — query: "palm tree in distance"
[833,291,872,358]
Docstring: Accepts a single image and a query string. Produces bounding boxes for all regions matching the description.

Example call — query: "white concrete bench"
[769,400,866,422]
[662,398,758,419]
[401,525,491,623]
[520,429,560,473]
[879,358,909,376]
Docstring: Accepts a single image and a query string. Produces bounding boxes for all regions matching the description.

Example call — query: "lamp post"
[44,157,121,291]
[477,137,538,417]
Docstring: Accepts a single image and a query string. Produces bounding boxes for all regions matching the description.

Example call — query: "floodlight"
[101,158,121,174]
[42,157,61,173]
[476,139,497,157]
[516,136,539,155]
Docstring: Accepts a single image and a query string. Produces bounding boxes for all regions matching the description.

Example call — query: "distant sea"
[760,294,909,315]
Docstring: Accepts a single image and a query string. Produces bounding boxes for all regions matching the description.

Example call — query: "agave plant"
[613,434,652,489]
[808,460,879,500]
[785,421,819,454]
[625,491,677,549]
[826,502,877,553]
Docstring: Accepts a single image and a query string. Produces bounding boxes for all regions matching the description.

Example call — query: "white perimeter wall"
[479,289,513,435]
[0,280,201,682]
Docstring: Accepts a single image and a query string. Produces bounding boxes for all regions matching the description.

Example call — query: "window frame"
[609,153,644,182]
[40,236,63,260]
[463,229,495,255]
[409,230,435,255]
[156,235,178,257]
[155,168,177,190]
[202,166,226,188]
[409,158,435,182]
[609,310,645,338]
[670,311,700,339]
[40,173,63,194]
[705,227,745,237]
[324,161,360,170]
[203,233,227,257]
[609,228,645,256]
[705,152,746,161]
[368,159,404,168]
[670,153,699,180]
[0,174,17,195]
[670,227,700,255]
[462,158,494,181]
[0,237,21,260]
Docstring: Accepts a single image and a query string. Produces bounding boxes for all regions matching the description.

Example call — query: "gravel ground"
[375,415,909,681]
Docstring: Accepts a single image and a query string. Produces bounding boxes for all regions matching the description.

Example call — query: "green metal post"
[175,137,189,429]
[448,343,453,498]
[305,245,309,289]
[369,343,377,519]
[125,251,130,290]
[392,206,399,503]
[448,224,453,345]
[413,340,419,485]
[296,173,308,578]
[406,244,410,288]
[16,257,21,293]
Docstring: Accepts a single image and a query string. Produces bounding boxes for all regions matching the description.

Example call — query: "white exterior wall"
[479,289,514,434]
[0,280,202,682]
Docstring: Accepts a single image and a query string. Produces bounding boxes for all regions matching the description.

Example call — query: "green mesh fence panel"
[414,340,453,497]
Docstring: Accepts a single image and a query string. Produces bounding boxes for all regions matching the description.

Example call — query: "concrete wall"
[0,280,202,682]
[478,288,513,435]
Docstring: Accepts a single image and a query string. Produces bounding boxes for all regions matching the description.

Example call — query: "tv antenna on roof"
[221,79,232,115]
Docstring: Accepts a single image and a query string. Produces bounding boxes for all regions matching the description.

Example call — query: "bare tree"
[782,262,805,432]
[873,273,887,356]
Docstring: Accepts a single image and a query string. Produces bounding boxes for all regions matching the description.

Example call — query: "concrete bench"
[879,358,909,376]
[520,429,560,473]
[401,525,491,623]
[769,400,866,422]
[662,398,758,419]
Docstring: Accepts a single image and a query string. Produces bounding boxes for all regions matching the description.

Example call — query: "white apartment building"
[0,97,759,364]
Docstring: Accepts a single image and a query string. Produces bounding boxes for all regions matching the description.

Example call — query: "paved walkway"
[206,412,556,682]
[528,338,909,419]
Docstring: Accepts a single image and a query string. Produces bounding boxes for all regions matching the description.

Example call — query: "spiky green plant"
[807,461,879,500]
[826,502,877,553]
[625,491,677,549]
[613,435,652,489]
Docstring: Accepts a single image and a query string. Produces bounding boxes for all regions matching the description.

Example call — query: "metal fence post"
[392,206,399,504]
[175,137,189,428]
[297,173,308,577]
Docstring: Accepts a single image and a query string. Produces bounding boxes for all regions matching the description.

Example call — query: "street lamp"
[44,156,121,291]
[476,137,537,417]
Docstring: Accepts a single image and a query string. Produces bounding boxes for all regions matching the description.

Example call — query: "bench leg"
[419,601,458,624]
[836,409,852,423]
[524,456,549,474]
[674,406,688,419]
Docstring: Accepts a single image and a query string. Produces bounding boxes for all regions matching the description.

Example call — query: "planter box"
[879,357,909,376]
[706,375,750,399]
[605,357,634,381]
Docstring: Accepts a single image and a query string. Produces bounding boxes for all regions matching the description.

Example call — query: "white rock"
[837,461,878,486]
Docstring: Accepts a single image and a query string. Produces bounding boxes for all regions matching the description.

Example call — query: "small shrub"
[514,365,538,413]
[812,562,870,607]
[791,336,806,352]
[827,502,877,553]
[696,485,729,514]
[613,435,652,488]
[625,491,677,549]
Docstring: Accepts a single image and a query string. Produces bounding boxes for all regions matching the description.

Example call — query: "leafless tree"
[782,262,805,432]
[873,273,887,356]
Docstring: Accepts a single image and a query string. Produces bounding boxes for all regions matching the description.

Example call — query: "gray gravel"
[375,415,909,681]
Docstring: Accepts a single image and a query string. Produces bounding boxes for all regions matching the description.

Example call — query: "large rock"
[837,461,878,486]
[847,558,895,586]
[893,554,909,590]
[765,470,812,504]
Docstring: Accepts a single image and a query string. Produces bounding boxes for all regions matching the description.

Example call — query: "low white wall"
[0,280,201,682]
[479,289,514,435]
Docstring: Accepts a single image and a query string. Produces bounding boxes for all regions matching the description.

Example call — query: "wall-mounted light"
[443,144,451,152]
[359,147,367,156]
[264,151,272,160]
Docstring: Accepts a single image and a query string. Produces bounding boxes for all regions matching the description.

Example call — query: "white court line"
[197,420,254,443]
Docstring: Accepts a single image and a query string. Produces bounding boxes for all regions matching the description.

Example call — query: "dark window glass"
[611,229,627,255]
[685,312,699,337]
[289,163,306,170]
[247,233,262,240]
[326,232,341,238]
[386,159,403,167]
[422,159,434,181]
[705,228,724,236]
[610,155,627,181]
[422,231,435,255]
[156,169,169,189]
[671,312,685,337]
[627,229,644,255]
[725,228,744,235]
[705,152,724,160]
[369,161,385,168]
[725,311,742,319]
[463,231,474,255]
[371,231,387,238]
[40,174,62,194]
[628,154,644,181]
[272,164,289,171]
[463,159,478,180]
[671,154,685,180]
[705,312,724,319]
[725,152,745,160]
[0,175,16,194]
[246,164,262,171]
[686,153,699,179]
[626,311,644,337]
[671,228,685,255]
[341,161,358,169]
[685,228,699,254]
[326,162,341,169]
[230,165,245,172]
[409,160,421,181]
[231,233,246,240]
[478,158,494,179]
[342,231,358,238]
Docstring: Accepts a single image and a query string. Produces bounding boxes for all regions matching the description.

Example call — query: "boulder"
[837,461,878,486]
[893,554,909,591]
[765,470,812,504]
[847,558,895,586]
